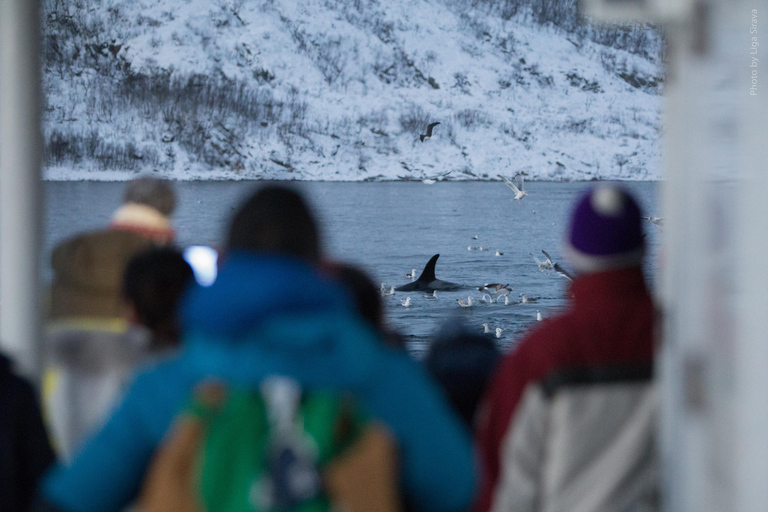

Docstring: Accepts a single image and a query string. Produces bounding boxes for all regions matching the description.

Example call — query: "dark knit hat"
[563,184,645,273]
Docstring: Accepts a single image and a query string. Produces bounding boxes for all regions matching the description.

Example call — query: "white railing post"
[0,0,44,381]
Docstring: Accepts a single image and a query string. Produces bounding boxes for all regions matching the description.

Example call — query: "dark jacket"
[0,354,56,512]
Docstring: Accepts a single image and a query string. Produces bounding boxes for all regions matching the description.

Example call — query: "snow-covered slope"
[42,0,664,181]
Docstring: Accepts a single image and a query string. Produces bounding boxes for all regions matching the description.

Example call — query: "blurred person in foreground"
[122,247,195,352]
[474,184,658,512]
[0,354,56,512]
[424,319,501,432]
[39,185,476,512]
[45,176,177,459]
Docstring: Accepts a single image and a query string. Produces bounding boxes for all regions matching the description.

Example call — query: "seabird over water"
[498,174,528,201]
[642,216,664,231]
[420,122,441,142]
[553,263,574,281]
[457,297,474,308]
[479,283,512,295]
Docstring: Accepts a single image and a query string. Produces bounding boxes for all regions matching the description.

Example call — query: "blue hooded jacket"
[42,253,477,512]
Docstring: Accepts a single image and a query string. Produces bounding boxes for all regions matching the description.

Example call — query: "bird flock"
[377,169,563,341]
[385,124,662,341]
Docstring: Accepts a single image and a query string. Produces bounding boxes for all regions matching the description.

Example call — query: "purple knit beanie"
[564,184,645,273]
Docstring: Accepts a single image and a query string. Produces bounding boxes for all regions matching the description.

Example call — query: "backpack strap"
[324,424,403,512]
[136,382,228,512]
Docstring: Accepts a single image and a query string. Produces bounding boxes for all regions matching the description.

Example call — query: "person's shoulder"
[130,351,187,390]
[53,229,150,259]
[495,312,578,384]
[115,352,193,437]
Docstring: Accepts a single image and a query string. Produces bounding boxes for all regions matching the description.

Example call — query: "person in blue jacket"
[39,185,476,512]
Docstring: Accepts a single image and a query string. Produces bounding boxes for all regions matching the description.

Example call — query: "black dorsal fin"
[416,254,440,282]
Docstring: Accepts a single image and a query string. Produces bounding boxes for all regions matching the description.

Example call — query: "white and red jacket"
[475,268,657,512]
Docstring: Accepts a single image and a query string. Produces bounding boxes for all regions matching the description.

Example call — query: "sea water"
[45,180,660,355]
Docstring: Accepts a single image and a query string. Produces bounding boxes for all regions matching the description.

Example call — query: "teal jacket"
[42,253,477,512]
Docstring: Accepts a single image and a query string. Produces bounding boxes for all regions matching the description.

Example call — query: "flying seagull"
[553,262,574,282]
[498,174,528,201]
[531,251,554,271]
[481,293,496,304]
[420,122,441,142]
[642,216,664,231]
[479,283,512,294]
[423,171,450,184]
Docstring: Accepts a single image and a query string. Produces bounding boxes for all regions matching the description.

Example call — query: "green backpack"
[191,377,365,512]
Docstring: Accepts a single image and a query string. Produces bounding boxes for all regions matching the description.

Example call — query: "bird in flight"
[420,122,441,142]
[531,250,554,272]
[642,216,663,231]
[498,174,528,201]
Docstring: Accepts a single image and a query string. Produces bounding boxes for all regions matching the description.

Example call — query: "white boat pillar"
[0,0,44,381]
[583,0,768,510]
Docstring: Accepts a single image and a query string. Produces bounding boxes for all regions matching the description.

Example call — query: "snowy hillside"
[42,0,664,181]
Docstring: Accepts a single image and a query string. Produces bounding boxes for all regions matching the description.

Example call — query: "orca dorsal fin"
[416,254,440,283]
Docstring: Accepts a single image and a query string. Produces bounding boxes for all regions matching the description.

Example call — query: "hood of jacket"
[179,252,387,390]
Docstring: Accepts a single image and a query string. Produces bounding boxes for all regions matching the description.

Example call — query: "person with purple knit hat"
[474,184,658,512]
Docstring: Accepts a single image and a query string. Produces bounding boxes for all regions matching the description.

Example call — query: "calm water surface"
[45,181,661,355]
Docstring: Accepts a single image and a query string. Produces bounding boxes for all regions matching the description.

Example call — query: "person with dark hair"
[227,185,320,261]
[320,263,383,330]
[122,247,195,350]
[321,261,407,350]
[40,185,476,512]
[45,176,178,459]
[0,354,56,512]
[474,184,657,512]
[424,320,501,431]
